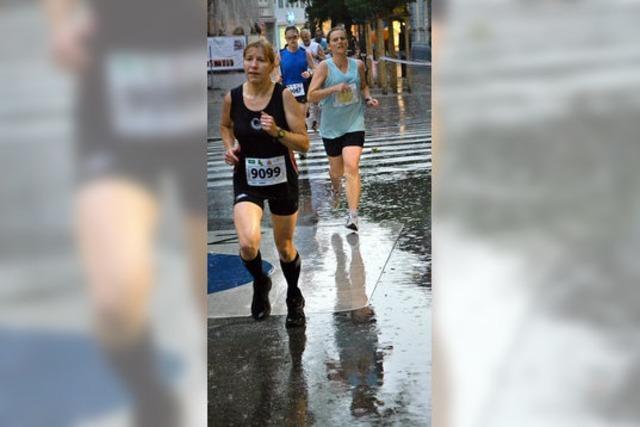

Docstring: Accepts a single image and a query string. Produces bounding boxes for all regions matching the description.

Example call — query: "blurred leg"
[75,177,158,344]
[185,213,207,316]
[75,178,178,427]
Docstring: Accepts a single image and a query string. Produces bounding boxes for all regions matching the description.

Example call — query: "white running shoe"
[345,211,359,232]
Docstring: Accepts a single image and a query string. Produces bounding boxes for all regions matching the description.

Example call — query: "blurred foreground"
[1,1,206,426]
[434,1,640,426]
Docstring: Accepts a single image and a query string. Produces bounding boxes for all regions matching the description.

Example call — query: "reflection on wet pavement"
[207,222,402,318]
[208,166,431,424]
[209,296,430,425]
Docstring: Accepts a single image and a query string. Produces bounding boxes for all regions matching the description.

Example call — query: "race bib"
[333,82,359,107]
[245,156,287,186]
[105,49,204,138]
[287,82,305,97]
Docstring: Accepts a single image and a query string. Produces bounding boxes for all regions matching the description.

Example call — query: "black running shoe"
[251,276,272,320]
[285,290,306,328]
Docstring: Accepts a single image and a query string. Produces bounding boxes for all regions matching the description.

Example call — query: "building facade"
[209,0,276,41]
[274,0,307,49]
[209,0,311,51]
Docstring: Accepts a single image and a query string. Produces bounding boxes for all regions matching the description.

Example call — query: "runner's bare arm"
[44,0,93,71]
[301,51,315,79]
[220,92,240,165]
[260,89,309,153]
[306,50,315,71]
[358,60,379,107]
[358,60,367,92]
[272,51,283,83]
[307,62,349,103]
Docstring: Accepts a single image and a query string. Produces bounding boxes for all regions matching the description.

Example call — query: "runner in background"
[300,28,325,132]
[274,26,315,159]
[308,27,379,232]
[314,28,328,54]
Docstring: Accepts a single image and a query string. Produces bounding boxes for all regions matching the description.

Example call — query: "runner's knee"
[92,262,151,341]
[344,161,360,178]
[275,239,296,261]
[238,235,260,259]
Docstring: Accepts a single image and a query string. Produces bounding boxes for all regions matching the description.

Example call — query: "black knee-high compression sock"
[241,250,266,281]
[101,330,179,427]
[280,252,301,299]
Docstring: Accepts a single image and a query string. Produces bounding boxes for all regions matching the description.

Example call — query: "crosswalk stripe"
[207,131,431,188]
[207,130,431,145]
[207,135,432,154]
[207,162,432,187]
[207,150,432,180]
[207,143,431,165]
[207,134,431,153]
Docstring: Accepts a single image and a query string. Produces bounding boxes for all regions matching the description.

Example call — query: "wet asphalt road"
[208,67,432,425]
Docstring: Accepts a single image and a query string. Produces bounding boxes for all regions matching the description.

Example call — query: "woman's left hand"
[260,111,278,137]
[366,97,379,108]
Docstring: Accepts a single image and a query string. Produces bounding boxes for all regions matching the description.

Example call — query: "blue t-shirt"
[279,47,308,97]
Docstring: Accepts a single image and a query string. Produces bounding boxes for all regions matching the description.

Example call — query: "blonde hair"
[327,26,346,42]
[243,39,276,64]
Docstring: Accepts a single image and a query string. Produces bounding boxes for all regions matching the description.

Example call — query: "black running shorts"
[322,131,365,157]
[234,192,299,216]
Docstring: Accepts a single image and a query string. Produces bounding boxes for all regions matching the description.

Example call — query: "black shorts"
[322,131,365,157]
[76,143,205,213]
[234,192,298,216]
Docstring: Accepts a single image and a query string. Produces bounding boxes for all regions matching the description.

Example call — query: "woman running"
[308,27,379,231]
[220,39,310,327]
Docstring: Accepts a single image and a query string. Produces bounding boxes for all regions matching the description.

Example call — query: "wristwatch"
[276,127,286,139]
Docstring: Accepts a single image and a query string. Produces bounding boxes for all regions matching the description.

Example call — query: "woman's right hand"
[334,82,352,94]
[224,146,241,166]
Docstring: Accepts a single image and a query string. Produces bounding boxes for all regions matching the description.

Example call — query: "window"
[278,0,283,8]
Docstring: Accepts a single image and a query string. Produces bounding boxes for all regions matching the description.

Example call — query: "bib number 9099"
[250,166,281,180]
[246,156,287,186]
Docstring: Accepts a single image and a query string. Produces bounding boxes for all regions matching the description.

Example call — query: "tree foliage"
[302,0,413,27]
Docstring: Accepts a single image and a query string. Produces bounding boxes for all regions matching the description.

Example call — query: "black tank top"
[77,0,203,152]
[231,83,298,199]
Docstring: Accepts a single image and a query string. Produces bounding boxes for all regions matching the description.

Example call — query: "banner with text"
[208,36,246,71]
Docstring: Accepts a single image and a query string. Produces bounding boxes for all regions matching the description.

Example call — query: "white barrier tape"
[377,56,432,67]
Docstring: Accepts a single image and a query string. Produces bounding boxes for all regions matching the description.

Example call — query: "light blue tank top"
[319,58,365,139]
